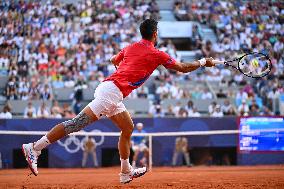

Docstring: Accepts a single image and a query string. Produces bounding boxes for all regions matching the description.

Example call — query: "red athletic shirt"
[104,39,177,98]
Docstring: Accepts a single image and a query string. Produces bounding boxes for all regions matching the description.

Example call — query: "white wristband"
[198,58,206,66]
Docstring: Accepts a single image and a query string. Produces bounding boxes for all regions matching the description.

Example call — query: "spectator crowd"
[167,0,283,117]
[0,0,159,117]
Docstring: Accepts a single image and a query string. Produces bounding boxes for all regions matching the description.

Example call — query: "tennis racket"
[213,52,272,78]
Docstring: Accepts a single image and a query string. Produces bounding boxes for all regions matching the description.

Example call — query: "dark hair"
[139,19,158,40]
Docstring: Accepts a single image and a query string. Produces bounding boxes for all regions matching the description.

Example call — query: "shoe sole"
[132,167,147,178]
[121,167,148,184]
[22,145,38,176]
[122,179,132,184]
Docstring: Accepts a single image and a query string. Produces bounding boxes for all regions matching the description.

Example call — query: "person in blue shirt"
[131,123,149,168]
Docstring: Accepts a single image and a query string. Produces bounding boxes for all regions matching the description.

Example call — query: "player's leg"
[82,151,88,168]
[109,110,134,173]
[92,150,98,167]
[132,148,140,168]
[109,110,147,183]
[47,106,97,143]
[140,147,149,166]
[32,106,97,149]
[22,106,98,175]
[182,149,192,167]
[27,80,118,158]
[172,150,179,166]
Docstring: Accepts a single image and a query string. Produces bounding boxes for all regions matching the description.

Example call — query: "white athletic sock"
[120,158,131,173]
[132,160,136,168]
[34,136,51,151]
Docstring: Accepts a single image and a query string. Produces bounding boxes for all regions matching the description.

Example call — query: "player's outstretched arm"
[110,48,125,68]
[170,57,215,73]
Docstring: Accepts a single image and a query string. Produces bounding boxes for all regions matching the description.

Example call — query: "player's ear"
[153,31,158,39]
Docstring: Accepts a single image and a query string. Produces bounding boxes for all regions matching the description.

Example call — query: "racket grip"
[213,60,225,64]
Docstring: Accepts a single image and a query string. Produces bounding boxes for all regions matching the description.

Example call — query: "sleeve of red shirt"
[157,50,177,69]
[114,48,125,64]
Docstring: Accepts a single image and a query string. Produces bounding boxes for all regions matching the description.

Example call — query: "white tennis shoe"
[119,166,147,184]
[22,143,41,176]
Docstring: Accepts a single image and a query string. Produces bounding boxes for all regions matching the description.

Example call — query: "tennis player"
[22,19,215,184]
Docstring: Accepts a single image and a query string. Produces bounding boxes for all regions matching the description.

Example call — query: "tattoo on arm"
[62,112,93,135]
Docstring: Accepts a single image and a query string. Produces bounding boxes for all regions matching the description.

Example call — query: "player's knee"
[121,123,134,138]
[62,112,93,135]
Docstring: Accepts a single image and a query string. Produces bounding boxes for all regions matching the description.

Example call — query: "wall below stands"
[0,118,283,168]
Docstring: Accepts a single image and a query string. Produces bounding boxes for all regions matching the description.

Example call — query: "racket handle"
[213,60,225,64]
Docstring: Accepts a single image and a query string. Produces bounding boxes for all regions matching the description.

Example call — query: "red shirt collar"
[140,39,154,47]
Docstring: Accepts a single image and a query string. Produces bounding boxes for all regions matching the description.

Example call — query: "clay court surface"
[1,166,284,189]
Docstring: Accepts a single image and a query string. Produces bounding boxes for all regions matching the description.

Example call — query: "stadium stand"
[0,0,283,118]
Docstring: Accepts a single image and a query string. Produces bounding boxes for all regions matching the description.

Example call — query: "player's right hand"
[205,57,215,67]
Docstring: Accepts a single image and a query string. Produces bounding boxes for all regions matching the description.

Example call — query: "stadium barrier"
[0,118,283,169]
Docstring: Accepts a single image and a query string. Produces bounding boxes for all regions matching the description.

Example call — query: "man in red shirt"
[22,19,215,183]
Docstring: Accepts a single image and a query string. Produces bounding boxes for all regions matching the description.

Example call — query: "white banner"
[158,21,193,38]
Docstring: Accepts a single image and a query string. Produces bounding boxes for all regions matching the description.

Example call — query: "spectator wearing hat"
[131,123,149,168]
[211,105,224,117]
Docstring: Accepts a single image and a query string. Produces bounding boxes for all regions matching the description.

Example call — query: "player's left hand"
[204,57,215,67]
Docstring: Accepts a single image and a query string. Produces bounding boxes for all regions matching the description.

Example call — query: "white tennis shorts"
[88,81,126,118]
[132,143,148,152]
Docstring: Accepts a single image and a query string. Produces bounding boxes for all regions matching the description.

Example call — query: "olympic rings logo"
[57,129,105,153]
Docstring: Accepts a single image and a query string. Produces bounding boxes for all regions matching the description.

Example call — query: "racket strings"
[239,54,271,77]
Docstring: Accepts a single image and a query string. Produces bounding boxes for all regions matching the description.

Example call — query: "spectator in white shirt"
[208,101,217,115]
[37,52,48,70]
[237,99,249,116]
[156,83,169,99]
[50,109,62,118]
[211,105,224,117]
[222,100,233,115]
[0,105,12,119]
[21,91,30,100]
[201,88,213,99]
[188,107,201,117]
[236,90,248,101]
[185,100,194,115]
[273,40,283,53]
[37,102,50,118]
[233,74,244,84]
[24,101,37,118]
[267,88,280,99]
[176,88,185,99]
[173,102,182,117]
[169,82,179,98]
[18,47,30,64]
